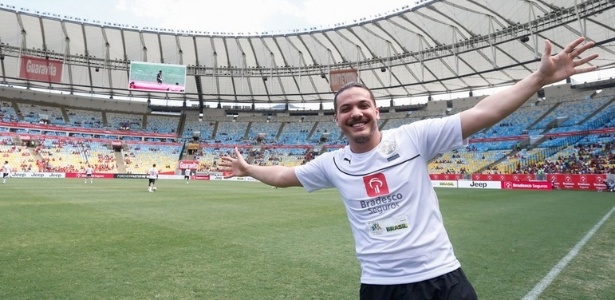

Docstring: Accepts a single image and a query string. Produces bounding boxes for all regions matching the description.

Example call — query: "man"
[156,70,163,84]
[2,160,10,184]
[148,163,159,192]
[551,177,558,190]
[220,38,597,299]
[184,168,191,184]
[85,165,94,183]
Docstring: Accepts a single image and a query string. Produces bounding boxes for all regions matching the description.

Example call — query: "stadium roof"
[0,0,614,108]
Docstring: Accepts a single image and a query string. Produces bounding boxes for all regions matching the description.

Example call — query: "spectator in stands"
[219,38,597,300]
[536,167,546,180]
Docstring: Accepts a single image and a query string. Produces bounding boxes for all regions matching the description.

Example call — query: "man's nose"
[350,107,363,118]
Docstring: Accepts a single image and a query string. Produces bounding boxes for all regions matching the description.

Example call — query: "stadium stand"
[0,101,19,122]
[0,1,614,181]
[16,102,66,126]
[123,142,182,174]
[0,84,613,179]
[145,114,180,134]
[276,121,314,145]
[65,108,104,129]
[106,112,144,131]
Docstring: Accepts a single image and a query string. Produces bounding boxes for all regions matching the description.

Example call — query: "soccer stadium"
[1,1,615,299]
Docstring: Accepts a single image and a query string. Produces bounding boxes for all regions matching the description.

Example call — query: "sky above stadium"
[0,0,411,33]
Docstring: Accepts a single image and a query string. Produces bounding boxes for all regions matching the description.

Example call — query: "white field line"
[522,204,615,300]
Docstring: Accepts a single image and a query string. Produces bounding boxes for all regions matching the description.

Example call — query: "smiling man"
[335,85,381,151]
[220,37,598,300]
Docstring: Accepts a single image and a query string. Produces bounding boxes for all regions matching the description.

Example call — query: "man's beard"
[351,130,375,144]
[353,134,371,144]
[343,118,378,145]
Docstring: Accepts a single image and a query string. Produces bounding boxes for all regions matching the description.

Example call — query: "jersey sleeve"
[294,151,336,193]
[399,113,465,160]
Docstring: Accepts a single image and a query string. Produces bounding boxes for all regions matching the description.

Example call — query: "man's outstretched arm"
[460,37,598,139]
[219,147,302,188]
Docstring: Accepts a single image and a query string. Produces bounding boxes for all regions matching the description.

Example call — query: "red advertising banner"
[547,174,607,191]
[431,173,608,191]
[179,160,199,169]
[19,55,64,83]
[329,69,358,92]
[65,172,115,179]
[501,181,552,190]
[192,174,211,180]
[429,174,464,181]
[471,173,536,182]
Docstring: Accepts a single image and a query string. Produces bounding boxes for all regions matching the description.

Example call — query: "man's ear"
[334,114,340,126]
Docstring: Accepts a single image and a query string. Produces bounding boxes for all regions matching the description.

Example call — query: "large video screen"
[128,61,186,93]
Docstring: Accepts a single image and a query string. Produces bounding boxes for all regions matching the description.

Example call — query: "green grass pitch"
[1,178,614,299]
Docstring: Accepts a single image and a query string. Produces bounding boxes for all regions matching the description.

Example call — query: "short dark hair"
[333,82,376,113]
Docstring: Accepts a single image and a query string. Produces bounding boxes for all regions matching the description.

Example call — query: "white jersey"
[295,114,465,285]
[2,163,10,173]
[148,167,159,179]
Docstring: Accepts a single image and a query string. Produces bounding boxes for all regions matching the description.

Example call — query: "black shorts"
[3,173,8,178]
[184,175,190,180]
[148,178,156,185]
[360,268,477,300]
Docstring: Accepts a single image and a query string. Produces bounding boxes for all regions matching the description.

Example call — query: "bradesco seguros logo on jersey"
[363,173,390,197]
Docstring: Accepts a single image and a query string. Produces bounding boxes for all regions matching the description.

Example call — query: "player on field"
[2,161,11,184]
[85,165,94,183]
[184,168,191,184]
[148,163,159,192]
[220,38,598,300]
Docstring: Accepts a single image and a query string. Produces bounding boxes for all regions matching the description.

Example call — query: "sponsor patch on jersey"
[363,173,389,197]
[379,138,397,156]
[367,215,410,237]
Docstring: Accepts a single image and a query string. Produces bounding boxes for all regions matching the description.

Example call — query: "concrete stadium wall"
[0,86,148,113]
